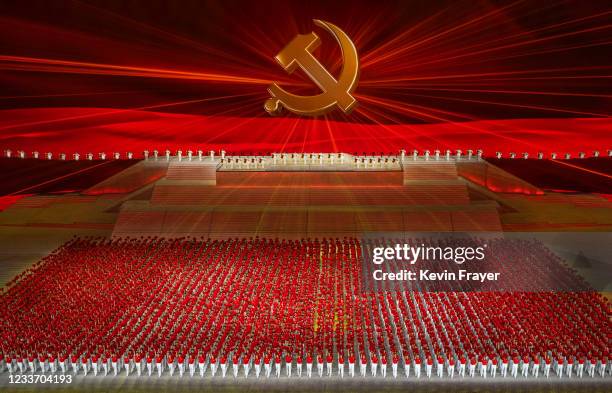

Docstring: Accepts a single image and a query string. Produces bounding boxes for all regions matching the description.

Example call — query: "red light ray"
[391,91,611,118]
[359,66,612,85]
[323,115,339,152]
[8,160,113,196]
[73,0,260,67]
[0,55,273,85]
[0,93,261,132]
[353,106,428,152]
[380,23,612,73]
[361,0,529,68]
[551,160,612,180]
[373,87,612,99]
[368,10,612,73]
[0,90,144,100]
[357,94,548,152]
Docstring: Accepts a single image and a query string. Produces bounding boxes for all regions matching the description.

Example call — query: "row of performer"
[1,354,609,379]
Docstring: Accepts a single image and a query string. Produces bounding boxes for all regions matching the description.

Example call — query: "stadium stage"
[0,153,610,393]
[0,0,611,392]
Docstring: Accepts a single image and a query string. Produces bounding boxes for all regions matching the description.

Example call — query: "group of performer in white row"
[1,353,609,379]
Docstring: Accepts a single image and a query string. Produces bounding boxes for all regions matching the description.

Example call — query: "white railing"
[2,148,611,162]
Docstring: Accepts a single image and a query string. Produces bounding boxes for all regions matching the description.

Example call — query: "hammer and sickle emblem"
[265,19,359,116]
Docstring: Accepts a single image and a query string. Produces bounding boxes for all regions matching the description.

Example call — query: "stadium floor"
[1,374,611,393]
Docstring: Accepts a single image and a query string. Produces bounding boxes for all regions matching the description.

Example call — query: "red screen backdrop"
[0,0,610,154]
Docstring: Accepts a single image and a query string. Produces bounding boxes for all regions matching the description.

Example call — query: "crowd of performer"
[0,237,609,379]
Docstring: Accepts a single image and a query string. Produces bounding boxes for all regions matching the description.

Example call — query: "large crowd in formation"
[0,237,609,379]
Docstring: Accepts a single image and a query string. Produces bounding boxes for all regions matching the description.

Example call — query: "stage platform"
[111,155,505,238]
